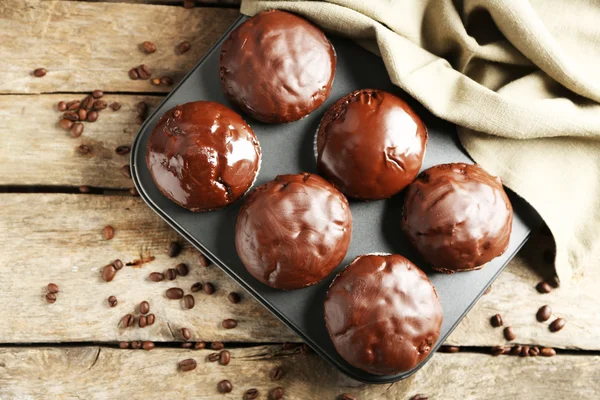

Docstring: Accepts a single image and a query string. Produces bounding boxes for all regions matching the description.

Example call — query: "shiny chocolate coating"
[402,163,513,272]
[220,10,336,124]
[146,101,261,212]
[325,254,443,375]
[317,89,427,199]
[235,173,351,290]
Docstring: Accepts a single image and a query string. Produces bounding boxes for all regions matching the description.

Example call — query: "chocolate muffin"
[316,89,427,200]
[235,173,351,290]
[220,10,336,124]
[402,163,513,273]
[325,254,443,375]
[146,101,261,212]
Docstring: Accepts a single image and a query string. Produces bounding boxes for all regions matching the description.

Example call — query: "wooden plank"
[68,0,241,5]
[0,1,238,94]
[0,346,597,399]
[0,193,598,349]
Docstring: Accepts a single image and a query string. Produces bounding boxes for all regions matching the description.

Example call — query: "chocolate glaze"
[146,101,261,212]
[220,10,336,124]
[402,163,513,273]
[235,173,352,290]
[324,254,443,375]
[317,89,427,199]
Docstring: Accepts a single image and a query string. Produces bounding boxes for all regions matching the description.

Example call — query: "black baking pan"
[131,15,539,384]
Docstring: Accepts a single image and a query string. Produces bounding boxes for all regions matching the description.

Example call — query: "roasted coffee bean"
[184,294,195,309]
[490,314,503,328]
[203,282,215,295]
[47,283,59,294]
[228,292,241,304]
[69,123,84,138]
[120,313,134,328]
[131,340,142,349]
[339,394,356,400]
[82,95,95,110]
[245,388,259,400]
[77,108,87,121]
[166,268,177,281]
[66,100,81,110]
[92,90,104,99]
[211,341,224,350]
[77,145,92,155]
[115,145,131,155]
[409,395,428,400]
[160,76,173,86]
[536,305,552,322]
[540,347,556,357]
[140,300,150,314]
[269,387,284,400]
[93,99,107,110]
[147,314,155,325]
[194,342,206,350]
[491,346,505,356]
[110,102,121,111]
[166,287,184,299]
[45,293,57,303]
[57,101,67,111]
[128,68,139,80]
[103,225,115,240]
[510,345,522,356]
[217,380,232,393]
[219,350,231,366]
[142,41,157,54]
[149,272,165,282]
[142,341,155,350]
[191,282,202,292]
[503,326,516,341]
[138,315,148,328]
[137,64,151,79]
[181,342,193,348]
[108,295,118,307]
[270,366,284,381]
[79,185,90,193]
[175,263,189,276]
[549,318,566,332]
[129,187,138,196]
[121,165,131,179]
[199,253,209,267]
[33,68,47,77]
[438,345,460,353]
[136,101,148,115]
[151,77,161,86]
[536,281,552,294]
[119,341,130,349]
[529,346,540,357]
[183,0,195,8]
[208,352,220,362]
[179,358,197,372]
[58,119,73,130]
[87,110,98,122]
[63,111,79,121]
[520,345,530,357]
[222,319,237,329]
[181,327,191,340]
[168,241,181,257]
[102,264,117,282]
[178,40,191,54]
[113,259,123,270]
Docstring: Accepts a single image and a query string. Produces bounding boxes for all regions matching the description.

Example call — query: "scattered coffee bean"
[121,313,134,328]
[151,77,161,86]
[136,101,148,115]
[160,76,173,86]
[438,345,459,353]
[181,327,191,340]
[540,347,556,357]
[503,326,516,341]
[69,123,84,138]
[184,294,195,309]
[219,350,231,366]
[166,268,177,281]
[222,319,237,329]
[520,345,530,357]
[339,394,356,400]
[142,41,157,54]
[47,283,59,294]
[529,346,540,357]
[166,287,184,299]
[129,68,139,80]
[115,145,131,155]
[79,185,90,193]
[66,100,81,110]
[63,111,79,121]
[131,341,142,349]
[108,295,118,307]
[113,259,123,270]
[168,241,181,257]
[245,388,259,400]
[87,110,99,122]
[182,342,193,348]
[211,342,224,350]
[77,108,87,121]
[549,318,566,332]
[510,345,522,356]
[45,293,57,303]
[490,314,503,328]
[227,292,241,304]
[199,253,210,267]
[142,341,155,350]
[102,264,117,282]
[217,380,233,394]
[140,301,150,314]
[203,282,215,295]
[491,346,505,356]
[270,366,284,381]
[178,40,191,54]
[149,272,165,282]
[147,314,155,325]
[208,352,220,362]
[57,101,67,111]
[191,282,202,292]
[139,315,148,328]
[119,341,130,349]
[110,102,121,111]
[93,99,107,110]
[409,395,428,400]
[179,358,197,372]
[194,342,206,350]
[82,96,95,110]
[121,165,131,179]
[77,145,92,156]
[269,387,284,400]
[92,90,104,99]
[33,68,47,77]
[103,225,115,240]
[137,64,151,80]
[536,281,552,294]
[536,305,552,322]
[176,263,189,276]
[58,119,73,130]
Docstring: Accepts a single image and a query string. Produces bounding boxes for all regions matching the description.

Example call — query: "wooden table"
[1,1,598,398]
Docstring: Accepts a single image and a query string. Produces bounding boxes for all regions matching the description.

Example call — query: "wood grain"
[0,1,238,93]
[0,193,598,348]
[0,346,598,399]
[68,0,241,5]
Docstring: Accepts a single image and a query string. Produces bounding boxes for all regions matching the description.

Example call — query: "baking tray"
[131,15,539,384]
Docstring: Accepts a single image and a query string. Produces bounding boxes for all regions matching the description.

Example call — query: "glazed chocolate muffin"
[316,89,427,200]
[325,254,443,375]
[402,163,513,273]
[146,101,261,212]
[220,10,336,124]
[235,173,352,290]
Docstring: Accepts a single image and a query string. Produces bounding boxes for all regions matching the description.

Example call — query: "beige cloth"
[241,0,600,284]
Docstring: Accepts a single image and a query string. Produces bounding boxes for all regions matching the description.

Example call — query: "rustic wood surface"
[0,0,598,399]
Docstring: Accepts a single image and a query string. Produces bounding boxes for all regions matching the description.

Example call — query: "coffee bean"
[147,314,155,325]
[491,346,505,356]
[121,313,134,328]
[45,293,57,303]
[142,41,157,54]
[119,341,130,349]
[166,268,177,281]
[47,283,59,294]
[142,341,155,350]
[194,342,206,350]
[182,342,193,348]
[93,99,107,110]
[77,109,87,121]
[199,253,209,267]
[176,263,189,276]
[181,327,191,340]
[113,259,123,270]
[183,0,195,8]
[160,76,173,86]
[177,40,192,54]
[102,264,117,282]
[129,68,139,80]
[108,295,118,307]
[490,314,503,328]
[57,101,67,111]
[217,380,232,393]
[339,394,356,400]
[110,102,121,111]
[87,110,98,122]
[136,101,148,116]
[184,294,195,309]
[438,345,459,353]
[151,78,161,86]
[269,387,284,400]
[536,305,552,322]
[149,272,165,282]
[168,241,181,257]
[503,326,516,341]
[69,123,84,138]
[540,347,556,357]
[245,388,259,400]
[203,282,215,295]
[270,366,284,381]
[529,346,540,357]
[130,340,141,349]
[79,185,90,193]
[63,111,79,121]
[510,345,522,356]
[222,319,237,329]
[82,96,95,110]
[208,352,220,362]
[121,165,131,179]
[179,358,197,372]
[536,281,552,294]
[166,287,184,299]
[140,301,150,314]
[520,345,530,357]
[139,315,148,328]
[137,64,151,80]
[33,68,47,77]
[92,90,104,99]
[211,341,224,350]
[219,350,231,366]
[129,187,138,196]
[115,145,131,155]
[103,225,115,240]
[66,100,81,111]
[191,282,202,292]
[228,292,241,304]
[549,318,566,332]
[409,395,428,400]
[58,119,73,130]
